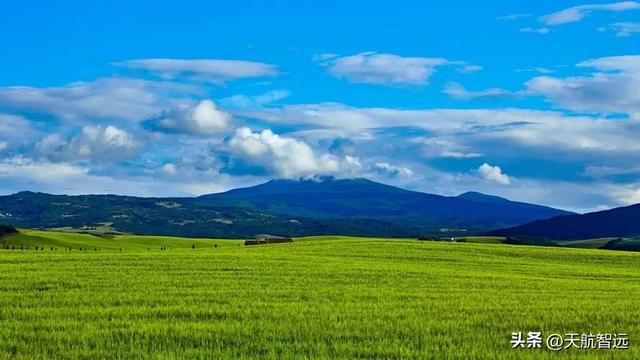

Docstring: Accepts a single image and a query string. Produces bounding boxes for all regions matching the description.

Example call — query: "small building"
[245,234,293,246]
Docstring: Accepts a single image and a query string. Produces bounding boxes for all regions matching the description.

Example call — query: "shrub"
[0,225,17,237]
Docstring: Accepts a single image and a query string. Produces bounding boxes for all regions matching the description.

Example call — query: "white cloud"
[457,64,483,74]
[497,13,531,22]
[540,2,640,26]
[145,100,232,135]
[0,156,245,197]
[162,163,177,175]
[477,163,511,185]
[316,52,450,86]
[36,125,139,162]
[344,155,363,170]
[444,82,517,100]
[610,185,640,205]
[526,55,640,114]
[599,22,640,36]
[410,137,482,159]
[0,157,88,183]
[579,55,640,72]
[0,78,192,123]
[0,114,37,148]
[240,102,640,161]
[116,58,278,83]
[515,67,555,74]
[221,90,290,108]
[227,127,361,178]
[374,162,414,177]
[585,165,640,178]
[520,27,551,34]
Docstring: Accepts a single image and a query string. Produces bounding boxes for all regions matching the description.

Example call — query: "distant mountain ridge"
[0,177,572,238]
[199,178,571,224]
[490,203,640,240]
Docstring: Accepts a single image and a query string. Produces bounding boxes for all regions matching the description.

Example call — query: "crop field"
[1,231,640,359]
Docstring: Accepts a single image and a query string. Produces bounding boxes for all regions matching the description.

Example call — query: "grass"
[557,238,617,249]
[454,236,505,244]
[2,229,242,250]
[1,231,639,358]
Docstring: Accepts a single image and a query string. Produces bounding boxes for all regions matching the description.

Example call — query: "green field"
[2,229,242,251]
[1,231,639,358]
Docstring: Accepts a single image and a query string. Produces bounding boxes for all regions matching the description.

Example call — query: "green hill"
[2,229,242,250]
[491,203,640,240]
[0,178,572,238]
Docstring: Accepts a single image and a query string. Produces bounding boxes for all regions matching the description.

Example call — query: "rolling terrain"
[0,178,571,238]
[0,231,639,358]
[491,202,640,241]
[1,229,243,250]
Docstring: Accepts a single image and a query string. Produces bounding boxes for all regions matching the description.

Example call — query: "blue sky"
[1,1,639,212]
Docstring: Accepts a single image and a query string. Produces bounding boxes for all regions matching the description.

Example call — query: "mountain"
[457,191,513,204]
[197,177,571,231]
[489,203,640,240]
[0,191,324,238]
[0,178,571,238]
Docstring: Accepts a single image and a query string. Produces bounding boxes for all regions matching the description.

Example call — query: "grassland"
[2,229,242,250]
[1,231,639,358]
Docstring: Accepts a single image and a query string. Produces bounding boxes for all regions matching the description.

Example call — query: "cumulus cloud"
[477,163,511,185]
[241,102,640,162]
[0,78,193,123]
[316,52,472,86]
[526,55,640,114]
[540,1,640,26]
[227,127,361,178]
[0,114,37,149]
[36,125,139,162]
[373,162,414,177]
[144,100,232,136]
[115,58,278,83]
[162,163,177,175]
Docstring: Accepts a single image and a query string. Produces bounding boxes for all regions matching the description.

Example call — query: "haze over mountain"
[0,177,571,238]
[490,203,640,240]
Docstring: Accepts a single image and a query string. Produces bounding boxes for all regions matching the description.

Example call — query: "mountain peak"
[457,191,510,204]
[211,177,409,198]
[268,176,376,185]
